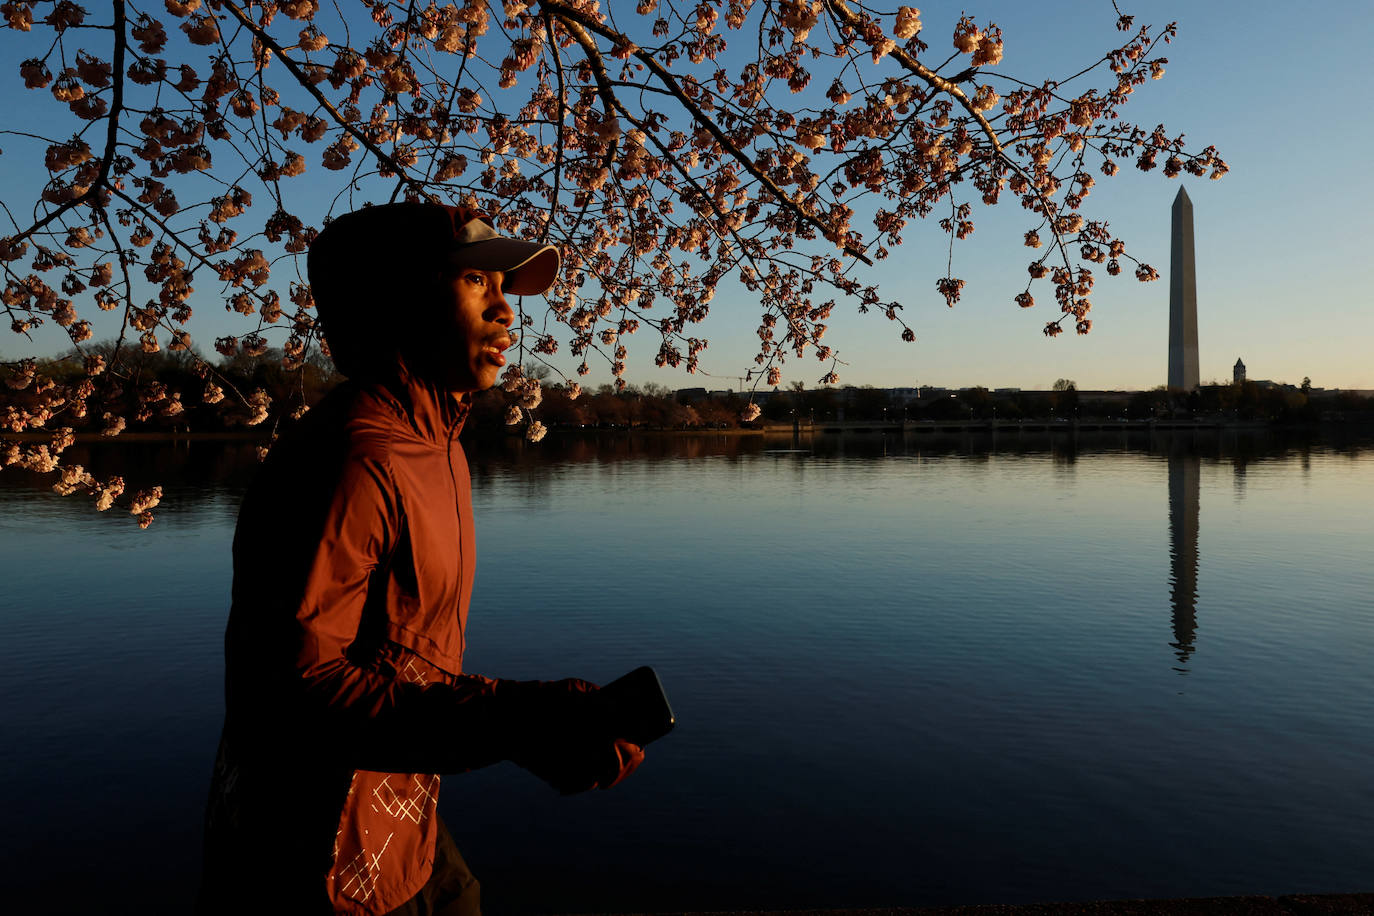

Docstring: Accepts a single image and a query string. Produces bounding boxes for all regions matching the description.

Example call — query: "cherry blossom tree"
[0,0,1224,524]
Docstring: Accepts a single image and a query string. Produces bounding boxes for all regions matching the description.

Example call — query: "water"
[2,430,1373,913]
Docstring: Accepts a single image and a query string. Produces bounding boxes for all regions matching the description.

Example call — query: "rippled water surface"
[2,430,1373,913]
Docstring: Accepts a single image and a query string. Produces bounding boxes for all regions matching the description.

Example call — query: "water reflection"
[5,427,1374,911]
[1167,450,1200,671]
[4,429,1367,691]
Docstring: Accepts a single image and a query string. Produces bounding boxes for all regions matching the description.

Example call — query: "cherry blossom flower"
[894,7,922,40]
[52,463,94,496]
[93,476,125,511]
[101,413,126,437]
[129,487,162,516]
[245,389,271,426]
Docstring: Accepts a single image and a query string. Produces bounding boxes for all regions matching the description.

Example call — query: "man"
[199,202,643,915]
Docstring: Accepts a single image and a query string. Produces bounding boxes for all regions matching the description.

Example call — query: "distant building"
[706,389,770,402]
[675,387,708,404]
[1233,358,1246,385]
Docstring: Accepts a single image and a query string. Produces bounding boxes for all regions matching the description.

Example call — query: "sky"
[1,0,1371,393]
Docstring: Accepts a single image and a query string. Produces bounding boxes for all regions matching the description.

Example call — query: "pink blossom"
[245,389,272,426]
[129,486,162,515]
[93,476,125,512]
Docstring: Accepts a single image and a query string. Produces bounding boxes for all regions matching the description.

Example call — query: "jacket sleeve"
[228,443,569,775]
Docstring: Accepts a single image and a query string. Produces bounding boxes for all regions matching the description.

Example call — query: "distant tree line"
[467,381,749,434]
[763,382,1374,424]
[6,347,1371,440]
[0,345,757,437]
[760,383,1087,422]
[1123,383,1374,424]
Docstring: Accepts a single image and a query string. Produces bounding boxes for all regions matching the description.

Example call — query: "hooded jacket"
[201,357,524,914]
[197,201,516,914]
[199,203,623,915]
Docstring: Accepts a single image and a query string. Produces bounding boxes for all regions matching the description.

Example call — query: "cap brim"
[447,239,560,296]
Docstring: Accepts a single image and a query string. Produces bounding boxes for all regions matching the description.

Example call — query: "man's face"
[440,267,514,393]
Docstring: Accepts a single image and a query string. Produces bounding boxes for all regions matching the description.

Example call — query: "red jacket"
[202,359,523,914]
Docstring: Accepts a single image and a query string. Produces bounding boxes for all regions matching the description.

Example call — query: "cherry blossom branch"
[216,0,429,196]
[551,16,621,193]
[824,0,1004,157]
[6,0,126,248]
[540,15,566,244]
[541,0,873,266]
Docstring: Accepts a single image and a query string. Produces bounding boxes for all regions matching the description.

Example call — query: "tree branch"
[217,0,430,197]
[540,15,566,244]
[541,0,873,266]
[6,0,127,248]
[823,0,1005,158]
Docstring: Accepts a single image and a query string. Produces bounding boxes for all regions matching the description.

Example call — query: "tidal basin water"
[2,429,1373,913]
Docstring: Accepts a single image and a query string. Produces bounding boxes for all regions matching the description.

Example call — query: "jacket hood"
[308,201,487,381]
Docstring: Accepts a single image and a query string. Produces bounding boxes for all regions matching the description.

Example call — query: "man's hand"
[602,739,645,789]
[506,678,646,794]
[523,735,644,795]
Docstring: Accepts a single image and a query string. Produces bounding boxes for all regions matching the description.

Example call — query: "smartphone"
[597,665,676,746]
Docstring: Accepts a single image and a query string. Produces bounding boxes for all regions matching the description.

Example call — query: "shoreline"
[6,418,1373,445]
[626,892,1374,915]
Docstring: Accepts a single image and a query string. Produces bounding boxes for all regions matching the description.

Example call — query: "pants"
[383,816,481,916]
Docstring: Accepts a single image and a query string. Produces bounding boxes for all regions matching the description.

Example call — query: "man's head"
[307,202,559,390]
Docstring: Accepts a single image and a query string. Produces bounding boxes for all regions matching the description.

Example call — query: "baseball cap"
[446,214,560,296]
[309,201,561,299]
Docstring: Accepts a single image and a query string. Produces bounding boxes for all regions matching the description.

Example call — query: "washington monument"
[1168,186,1200,390]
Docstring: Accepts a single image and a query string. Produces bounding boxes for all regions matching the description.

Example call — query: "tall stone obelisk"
[1168,186,1199,390]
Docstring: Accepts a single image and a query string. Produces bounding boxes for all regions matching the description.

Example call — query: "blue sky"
[684,0,1374,393]
[2,0,1370,392]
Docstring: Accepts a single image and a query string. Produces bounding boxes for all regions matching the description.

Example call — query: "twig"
[541,0,873,266]
[217,0,431,197]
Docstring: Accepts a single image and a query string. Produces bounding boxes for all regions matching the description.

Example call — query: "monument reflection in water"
[1168,448,1200,671]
